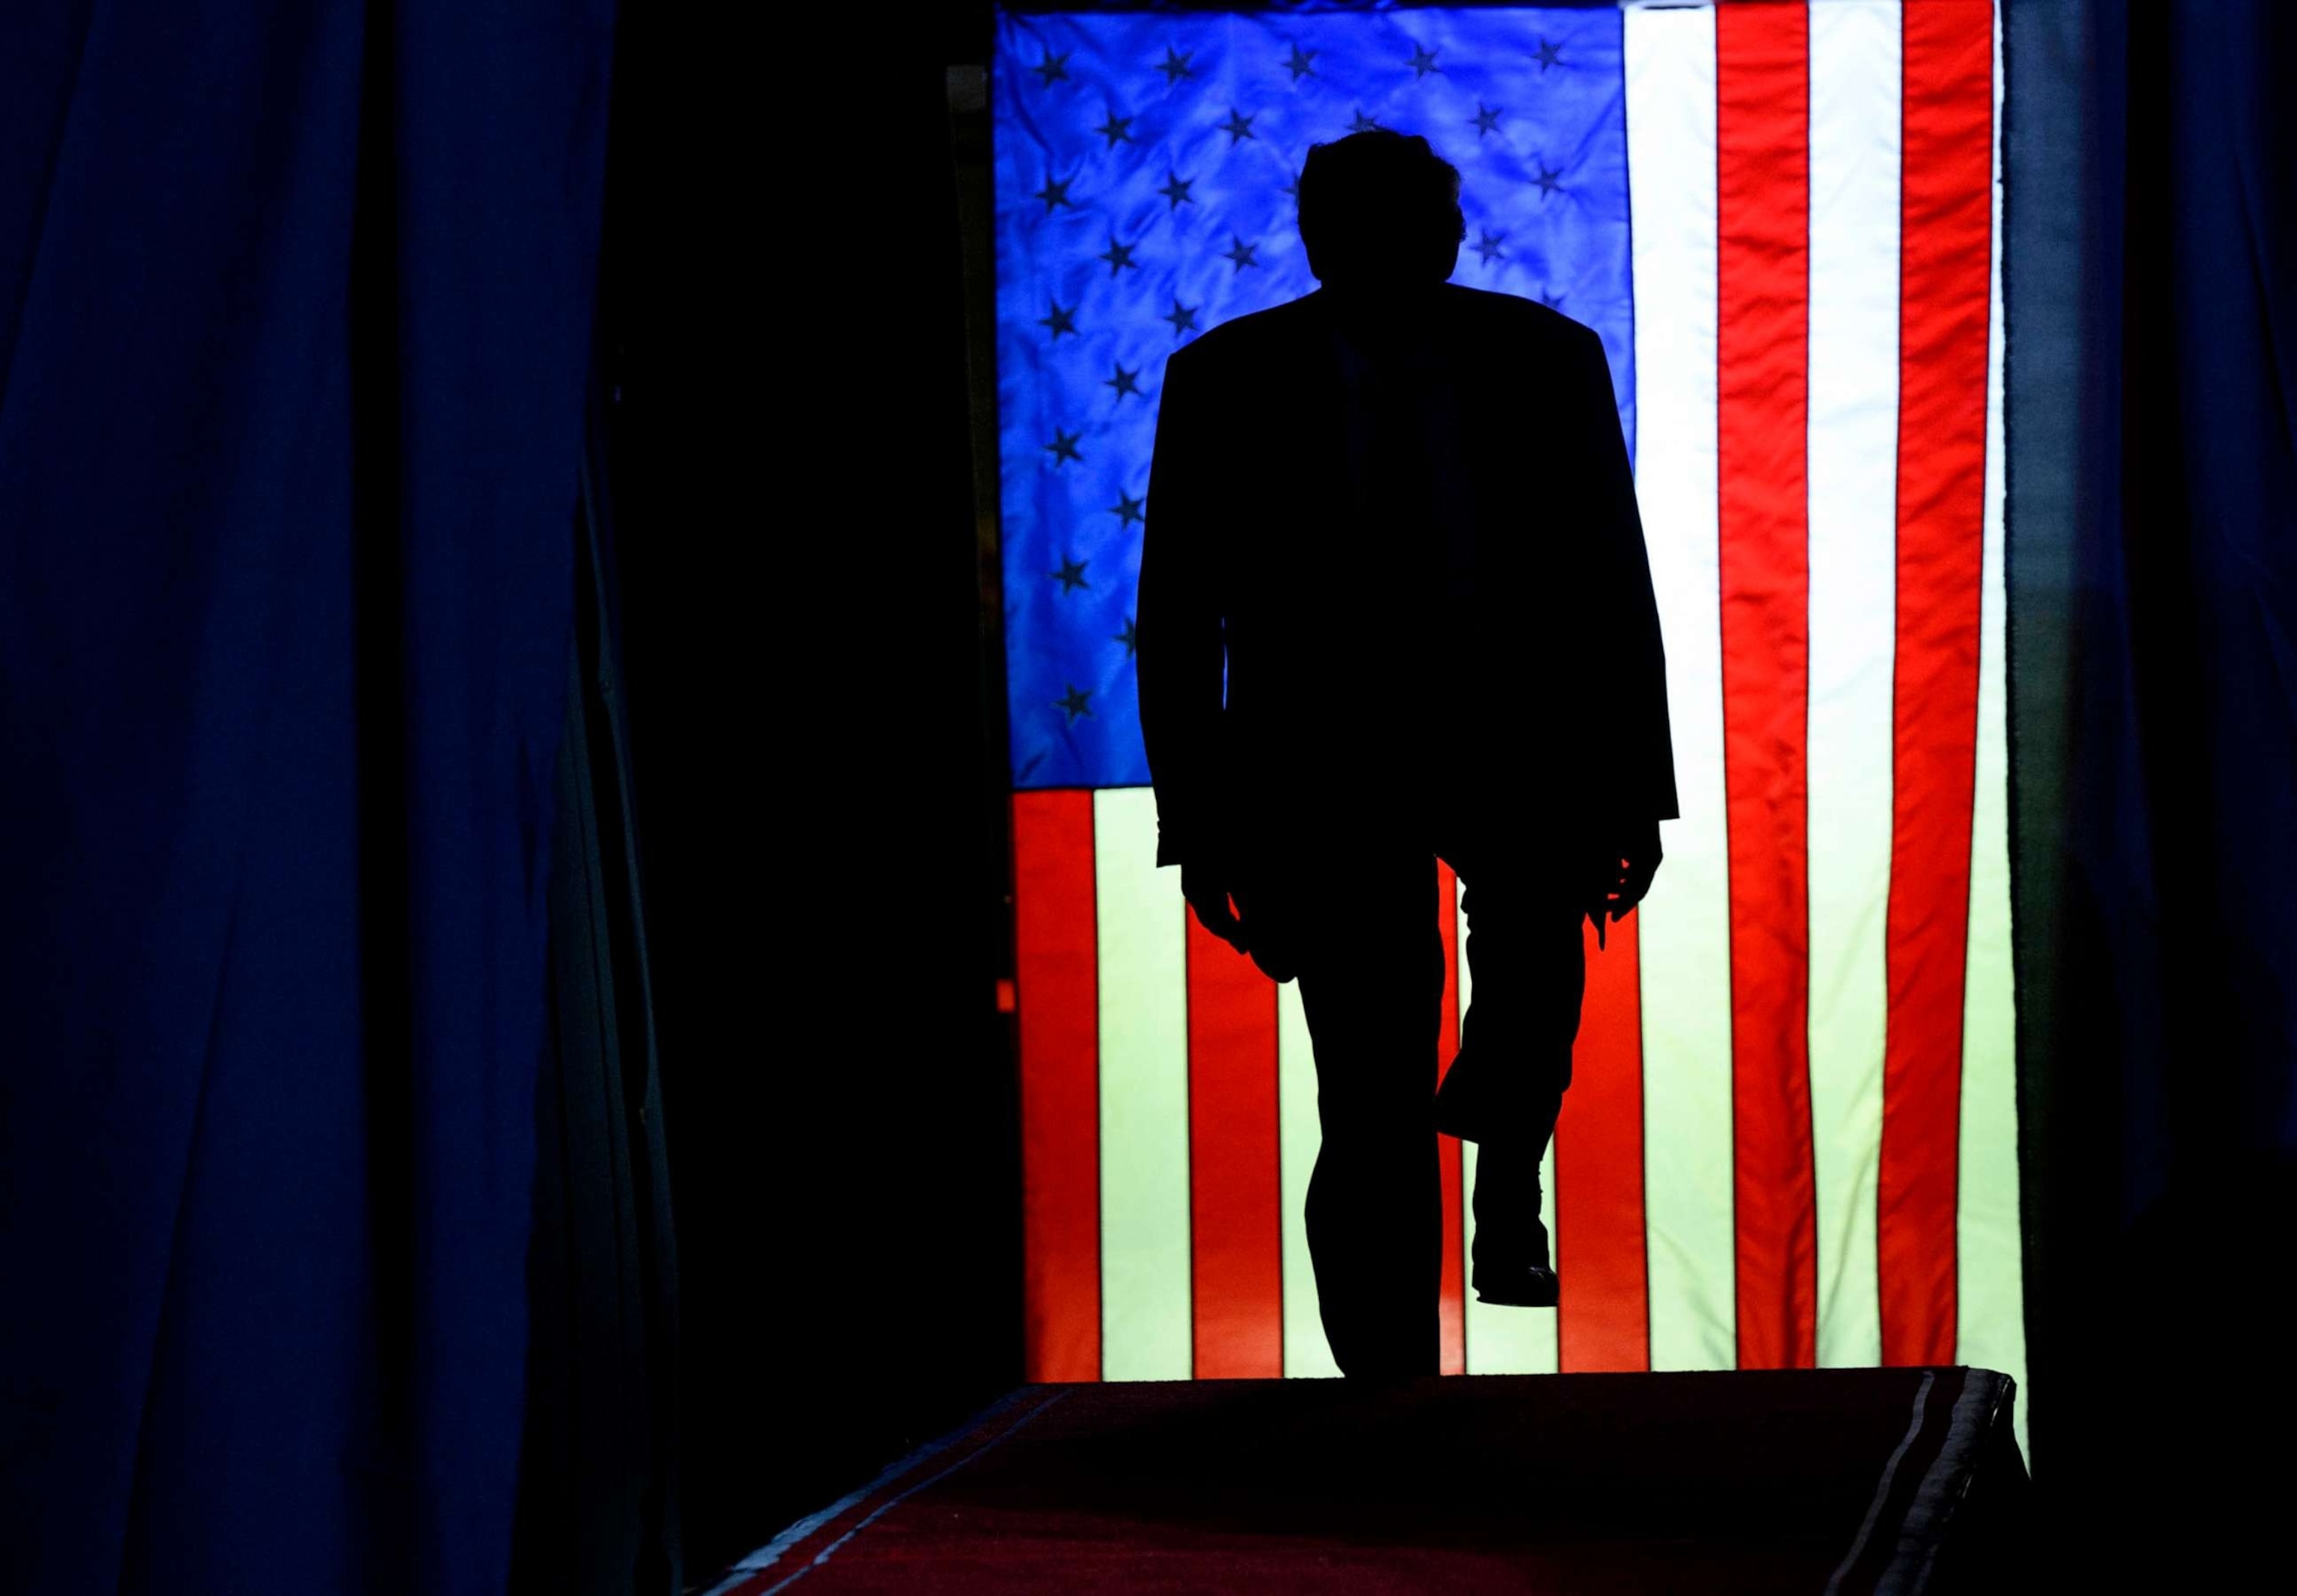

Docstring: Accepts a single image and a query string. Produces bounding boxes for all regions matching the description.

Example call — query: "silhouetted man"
[1137,131,1676,1378]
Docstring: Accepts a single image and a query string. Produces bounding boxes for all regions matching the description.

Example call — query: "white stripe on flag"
[1626,0,1736,1373]
[1277,980,1339,1377]
[1459,871,1560,1374]
[1092,787,1193,1380]
[1804,0,1902,1371]
[1958,0,2028,1454]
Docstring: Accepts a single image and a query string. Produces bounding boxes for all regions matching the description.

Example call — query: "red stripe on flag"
[1716,1,1818,1371]
[1436,862,1466,1375]
[1012,791,1101,1382]
[1558,911,1650,1372]
[1187,914,1284,1378]
[1881,3,1993,1368]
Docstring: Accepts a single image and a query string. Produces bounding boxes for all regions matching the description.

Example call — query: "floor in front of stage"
[704,1367,2029,1594]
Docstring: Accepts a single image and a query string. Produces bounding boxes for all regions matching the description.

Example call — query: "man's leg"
[1435,852,1587,1289]
[1276,850,1446,1377]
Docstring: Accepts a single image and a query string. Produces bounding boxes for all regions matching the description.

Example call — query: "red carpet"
[708,1369,2025,1595]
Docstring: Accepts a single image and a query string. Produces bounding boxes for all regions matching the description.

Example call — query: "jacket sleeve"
[1567,324,1679,823]
[1136,345,1229,868]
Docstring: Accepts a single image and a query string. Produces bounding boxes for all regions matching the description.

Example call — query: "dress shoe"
[1472,1262,1559,1308]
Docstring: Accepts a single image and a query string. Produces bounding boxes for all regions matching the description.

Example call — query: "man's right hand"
[1181,860,1249,953]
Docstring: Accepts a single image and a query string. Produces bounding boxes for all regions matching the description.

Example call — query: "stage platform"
[707,1367,2028,1594]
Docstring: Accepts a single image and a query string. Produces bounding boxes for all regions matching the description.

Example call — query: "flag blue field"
[995,5,1633,789]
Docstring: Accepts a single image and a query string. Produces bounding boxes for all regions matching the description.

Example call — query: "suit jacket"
[1137,283,1676,871]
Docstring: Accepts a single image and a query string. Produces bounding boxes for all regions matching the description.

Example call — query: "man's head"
[1297,129,1466,289]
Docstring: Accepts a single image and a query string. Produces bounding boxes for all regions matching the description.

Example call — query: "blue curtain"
[0,4,615,1592]
[2006,0,2295,1569]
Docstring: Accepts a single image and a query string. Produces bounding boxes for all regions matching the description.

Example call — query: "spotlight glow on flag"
[992,1,2023,1429]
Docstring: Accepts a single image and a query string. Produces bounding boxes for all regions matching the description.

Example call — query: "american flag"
[994,1,2023,1428]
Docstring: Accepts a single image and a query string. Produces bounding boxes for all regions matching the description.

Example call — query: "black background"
[597,3,1012,1577]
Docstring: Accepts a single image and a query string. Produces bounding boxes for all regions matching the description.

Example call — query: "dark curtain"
[597,3,1021,1577]
[507,377,680,1596]
[0,3,616,1592]
[2007,0,2296,1577]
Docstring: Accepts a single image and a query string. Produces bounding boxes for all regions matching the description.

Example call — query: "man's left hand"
[1615,816,1663,913]
[1583,818,1664,949]
[1181,860,1249,953]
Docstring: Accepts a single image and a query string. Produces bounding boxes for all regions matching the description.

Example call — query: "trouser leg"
[1436,853,1586,1272]
[1282,851,1445,1378]
[1472,1137,1553,1273]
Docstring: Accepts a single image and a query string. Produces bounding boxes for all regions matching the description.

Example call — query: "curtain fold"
[2006,0,2296,1568]
[0,4,616,1591]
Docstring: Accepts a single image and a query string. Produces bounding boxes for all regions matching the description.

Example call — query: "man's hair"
[1296,129,1467,286]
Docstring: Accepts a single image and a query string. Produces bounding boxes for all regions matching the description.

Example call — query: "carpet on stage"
[707,1367,2027,1594]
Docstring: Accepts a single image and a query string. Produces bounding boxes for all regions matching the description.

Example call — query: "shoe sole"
[1473,1266,1559,1309]
[1473,1289,1560,1309]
